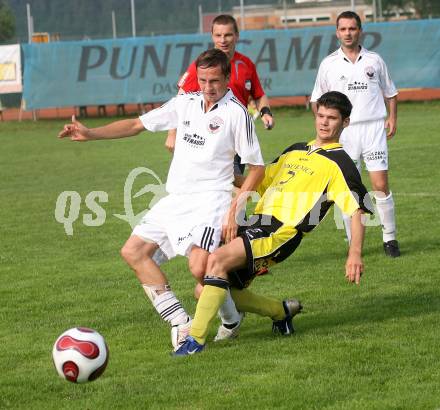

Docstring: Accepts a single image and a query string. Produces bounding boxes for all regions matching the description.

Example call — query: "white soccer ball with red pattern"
[52,327,109,383]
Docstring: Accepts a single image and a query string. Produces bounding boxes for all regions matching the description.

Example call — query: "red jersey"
[177,51,265,106]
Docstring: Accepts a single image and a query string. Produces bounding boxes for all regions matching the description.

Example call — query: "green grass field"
[1,102,440,409]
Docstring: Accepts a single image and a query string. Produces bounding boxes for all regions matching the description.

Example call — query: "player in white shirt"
[58,49,265,350]
[310,11,400,257]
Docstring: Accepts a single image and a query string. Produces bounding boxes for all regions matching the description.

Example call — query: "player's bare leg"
[369,170,400,257]
[120,235,191,349]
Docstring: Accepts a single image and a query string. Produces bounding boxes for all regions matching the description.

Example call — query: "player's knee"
[120,244,140,267]
[194,283,203,299]
[206,251,228,278]
[189,260,205,282]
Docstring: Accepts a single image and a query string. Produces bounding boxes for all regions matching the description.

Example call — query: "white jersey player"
[310,10,400,258]
[58,49,265,350]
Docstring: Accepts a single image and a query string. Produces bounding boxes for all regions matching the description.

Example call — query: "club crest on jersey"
[365,66,376,79]
[245,79,252,91]
[207,116,224,134]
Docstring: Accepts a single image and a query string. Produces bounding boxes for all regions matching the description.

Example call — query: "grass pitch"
[1,102,440,409]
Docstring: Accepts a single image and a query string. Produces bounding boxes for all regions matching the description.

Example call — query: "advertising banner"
[22,19,440,109]
[0,44,22,94]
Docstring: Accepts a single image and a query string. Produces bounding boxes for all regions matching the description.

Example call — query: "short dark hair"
[336,11,362,29]
[316,91,352,120]
[195,48,231,78]
[212,14,239,34]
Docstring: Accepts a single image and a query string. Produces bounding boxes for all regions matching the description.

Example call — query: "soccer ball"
[52,327,109,383]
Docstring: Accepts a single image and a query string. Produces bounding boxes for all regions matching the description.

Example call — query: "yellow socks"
[190,284,227,345]
[231,288,285,320]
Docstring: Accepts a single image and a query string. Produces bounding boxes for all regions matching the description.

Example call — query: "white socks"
[218,288,242,325]
[151,290,190,327]
[375,192,397,242]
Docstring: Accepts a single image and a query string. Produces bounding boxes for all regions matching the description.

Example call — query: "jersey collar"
[200,89,234,113]
[307,140,343,152]
[338,45,365,63]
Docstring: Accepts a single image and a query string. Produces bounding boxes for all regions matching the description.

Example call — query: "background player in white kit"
[58,49,265,350]
[310,11,400,257]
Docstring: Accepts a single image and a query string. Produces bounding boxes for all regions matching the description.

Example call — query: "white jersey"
[310,46,397,124]
[139,90,264,194]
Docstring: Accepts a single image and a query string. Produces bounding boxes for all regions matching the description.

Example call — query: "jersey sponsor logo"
[283,162,314,176]
[245,79,251,91]
[207,116,224,134]
[347,81,368,92]
[364,66,376,80]
[183,132,206,147]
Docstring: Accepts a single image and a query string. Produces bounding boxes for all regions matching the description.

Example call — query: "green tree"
[0,0,15,42]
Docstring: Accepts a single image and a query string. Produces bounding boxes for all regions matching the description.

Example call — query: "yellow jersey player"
[174,91,373,356]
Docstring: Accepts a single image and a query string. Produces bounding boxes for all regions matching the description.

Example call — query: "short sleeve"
[249,61,265,101]
[233,106,264,167]
[328,164,373,216]
[139,98,178,131]
[310,62,328,102]
[378,57,398,98]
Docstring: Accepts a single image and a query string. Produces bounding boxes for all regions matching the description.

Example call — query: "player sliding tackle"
[175,91,373,356]
[58,49,265,352]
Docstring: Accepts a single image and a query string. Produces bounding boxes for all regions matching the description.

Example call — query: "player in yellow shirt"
[174,91,373,355]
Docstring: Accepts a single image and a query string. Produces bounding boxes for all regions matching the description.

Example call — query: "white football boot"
[214,312,245,342]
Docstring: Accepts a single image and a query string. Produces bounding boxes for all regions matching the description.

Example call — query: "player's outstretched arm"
[345,209,365,285]
[58,115,145,142]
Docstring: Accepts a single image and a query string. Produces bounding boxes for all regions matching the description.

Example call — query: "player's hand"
[385,117,396,139]
[58,115,91,141]
[222,209,238,244]
[345,252,363,285]
[261,114,274,130]
[165,129,176,153]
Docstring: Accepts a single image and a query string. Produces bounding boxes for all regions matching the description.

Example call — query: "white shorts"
[340,119,388,172]
[132,191,231,260]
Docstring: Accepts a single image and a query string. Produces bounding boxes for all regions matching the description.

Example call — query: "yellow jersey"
[255,141,372,232]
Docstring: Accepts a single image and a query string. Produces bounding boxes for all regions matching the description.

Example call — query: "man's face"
[336,18,362,49]
[211,23,238,59]
[315,106,349,144]
[197,64,229,105]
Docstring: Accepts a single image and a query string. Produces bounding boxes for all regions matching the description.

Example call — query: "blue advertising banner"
[22,19,440,109]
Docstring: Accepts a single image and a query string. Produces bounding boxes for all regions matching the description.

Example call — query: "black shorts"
[228,214,303,289]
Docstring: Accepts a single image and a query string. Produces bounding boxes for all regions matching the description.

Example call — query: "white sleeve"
[378,57,398,98]
[233,108,264,166]
[139,97,178,131]
[310,62,328,102]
